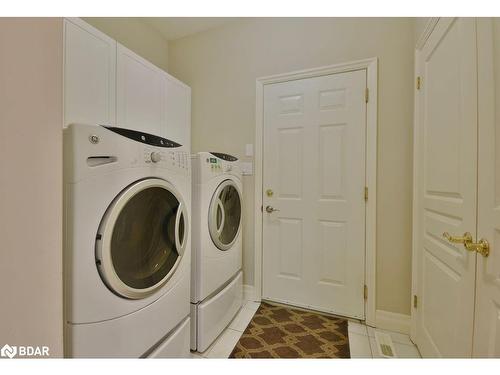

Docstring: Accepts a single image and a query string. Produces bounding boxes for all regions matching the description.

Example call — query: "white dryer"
[64,124,191,358]
[191,152,243,352]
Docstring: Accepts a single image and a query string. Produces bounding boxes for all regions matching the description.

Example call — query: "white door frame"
[410,17,440,341]
[253,58,378,326]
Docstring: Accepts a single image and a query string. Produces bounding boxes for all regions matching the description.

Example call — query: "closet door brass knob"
[443,232,490,257]
[465,239,490,257]
[443,232,473,245]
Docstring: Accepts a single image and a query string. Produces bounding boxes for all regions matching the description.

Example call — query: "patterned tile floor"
[191,300,421,359]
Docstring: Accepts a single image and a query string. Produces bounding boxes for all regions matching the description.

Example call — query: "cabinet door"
[473,18,500,358]
[414,18,478,357]
[63,18,116,127]
[116,44,166,137]
[165,76,191,150]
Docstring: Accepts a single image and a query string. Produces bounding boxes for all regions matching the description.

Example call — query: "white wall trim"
[254,57,378,326]
[375,310,411,335]
[243,284,257,302]
[415,18,440,51]
[411,47,422,343]
[411,17,442,344]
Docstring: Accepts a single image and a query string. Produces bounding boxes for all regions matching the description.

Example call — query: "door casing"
[253,58,378,326]
[411,17,440,342]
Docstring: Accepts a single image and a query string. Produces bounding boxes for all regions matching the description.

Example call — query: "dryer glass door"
[97,178,187,299]
[209,179,242,251]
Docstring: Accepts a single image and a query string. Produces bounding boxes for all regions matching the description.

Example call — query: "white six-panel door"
[414,18,478,357]
[473,18,500,357]
[262,70,367,319]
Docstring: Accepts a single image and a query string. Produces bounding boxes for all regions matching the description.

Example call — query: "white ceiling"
[143,18,237,41]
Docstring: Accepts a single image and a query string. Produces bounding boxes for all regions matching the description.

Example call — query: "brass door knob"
[443,232,472,245]
[443,232,490,257]
[465,239,490,257]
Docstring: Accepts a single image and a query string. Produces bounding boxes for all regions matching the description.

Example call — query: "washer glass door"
[97,178,187,299]
[209,179,242,251]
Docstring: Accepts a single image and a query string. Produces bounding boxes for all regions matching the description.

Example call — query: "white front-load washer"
[64,124,191,358]
[191,152,243,352]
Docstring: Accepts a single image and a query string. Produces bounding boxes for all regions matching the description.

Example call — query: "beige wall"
[169,18,415,315]
[84,17,169,71]
[0,18,64,356]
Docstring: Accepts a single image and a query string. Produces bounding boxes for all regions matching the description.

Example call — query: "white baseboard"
[374,309,411,335]
[243,284,259,302]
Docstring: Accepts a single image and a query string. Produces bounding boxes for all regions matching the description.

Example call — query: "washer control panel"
[143,148,189,170]
[150,151,161,163]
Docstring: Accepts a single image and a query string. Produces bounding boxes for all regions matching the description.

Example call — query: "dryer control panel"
[191,151,241,184]
[207,156,222,171]
[205,155,236,173]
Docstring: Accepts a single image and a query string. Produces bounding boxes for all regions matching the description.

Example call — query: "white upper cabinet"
[64,18,191,150]
[63,18,116,127]
[165,76,191,150]
[116,43,191,148]
[116,44,167,138]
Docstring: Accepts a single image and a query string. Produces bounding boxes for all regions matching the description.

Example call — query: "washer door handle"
[175,203,186,256]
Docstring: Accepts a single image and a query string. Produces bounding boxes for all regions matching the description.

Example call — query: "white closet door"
[262,69,367,319]
[116,44,166,137]
[64,18,116,127]
[473,18,500,357]
[414,18,477,357]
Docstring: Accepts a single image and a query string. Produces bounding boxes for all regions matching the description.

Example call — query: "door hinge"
[413,295,418,308]
[364,285,368,300]
[365,87,369,103]
[364,187,368,202]
[416,76,422,90]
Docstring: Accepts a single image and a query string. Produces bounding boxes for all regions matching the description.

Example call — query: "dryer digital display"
[209,152,238,161]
